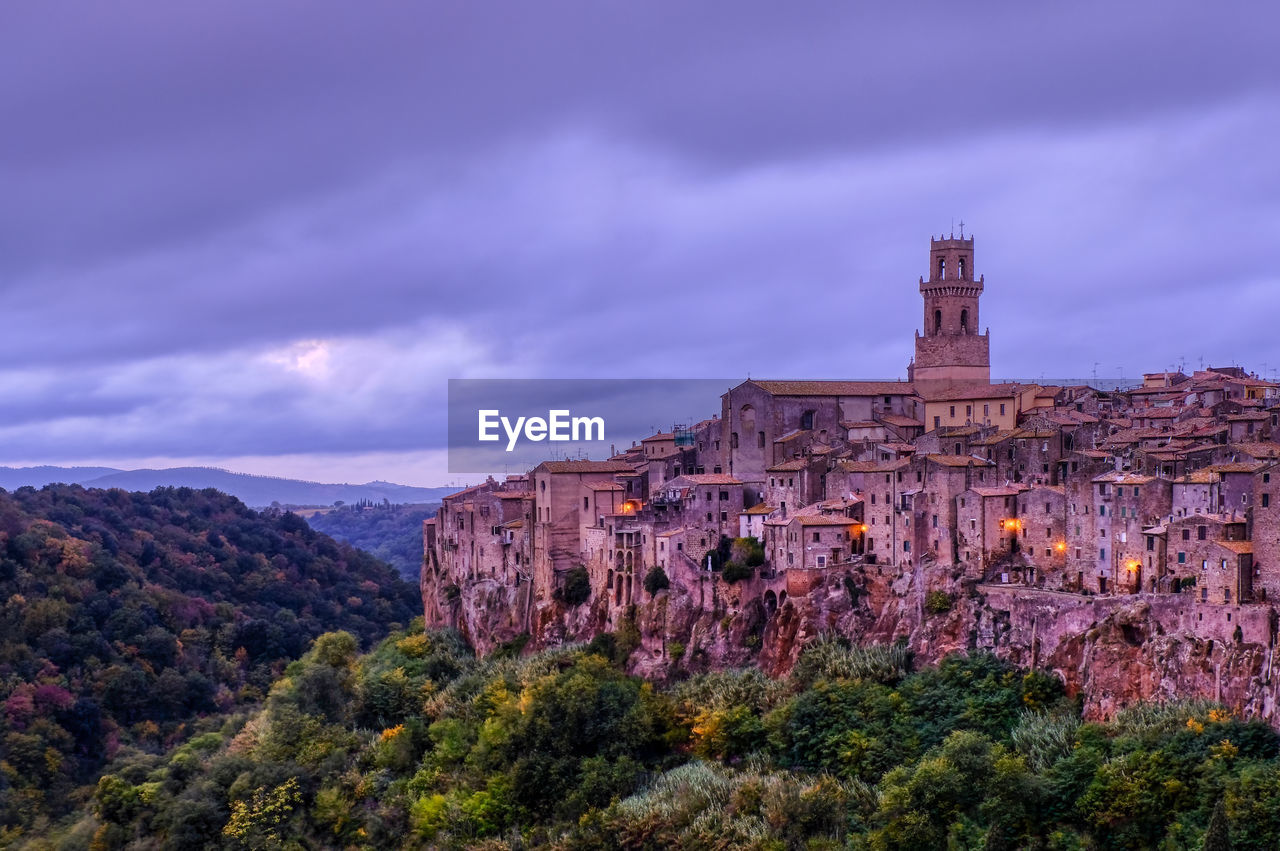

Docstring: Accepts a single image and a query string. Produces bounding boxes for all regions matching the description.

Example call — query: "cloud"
[0,2,1277,481]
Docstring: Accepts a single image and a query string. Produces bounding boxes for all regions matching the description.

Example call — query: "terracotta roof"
[746,379,917,397]
[879,414,926,428]
[1210,462,1263,474]
[836,459,911,473]
[1175,470,1216,484]
[1216,541,1255,554]
[796,515,857,526]
[1231,443,1280,459]
[1092,472,1157,483]
[879,442,917,453]
[743,504,777,515]
[497,491,535,499]
[535,460,636,474]
[586,481,624,491]
[925,454,994,468]
[641,432,675,442]
[969,486,1028,497]
[767,460,809,472]
[673,473,743,486]
[841,420,882,429]
[970,429,1019,446]
[924,382,1039,402]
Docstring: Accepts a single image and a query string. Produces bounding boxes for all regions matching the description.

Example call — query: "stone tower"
[907,233,990,395]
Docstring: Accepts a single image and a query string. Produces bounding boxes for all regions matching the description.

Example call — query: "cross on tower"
[958,219,965,238]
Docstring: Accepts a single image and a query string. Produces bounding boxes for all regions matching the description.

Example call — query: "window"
[719,490,729,500]
[1265,494,1271,508]
[1178,551,1186,564]
[1099,505,1106,516]
[904,541,911,552]
[800,410,815,430]
[961,307,969,330]
[984,404,990,416]
[1000,404,1006,415]
[720,512,728,521]
[812,532,821,542]
[1182,528,1190,540]
[950,406,956,417]
[938,259,945,279]
[934,416,941,428]
[1100,548,1106,560]
[758,431,765,448]
[584,497,590,510]
[817,555,827,567]
[731,432,739,449]
[1197,526,1207,540]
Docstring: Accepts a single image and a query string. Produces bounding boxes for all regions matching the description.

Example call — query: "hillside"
[304,502,439,580]
[0,484,419,838]
[0,465,455,508]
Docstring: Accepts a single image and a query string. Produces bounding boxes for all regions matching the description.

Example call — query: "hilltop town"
[422,234,1280,720]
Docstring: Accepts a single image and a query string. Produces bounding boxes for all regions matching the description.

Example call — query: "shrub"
[644,566,670,596]
[556,566,591,606]
[925,590,953,614]
[722,562,754,583]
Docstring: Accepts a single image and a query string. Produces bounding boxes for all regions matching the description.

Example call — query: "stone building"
[908,234,990,394]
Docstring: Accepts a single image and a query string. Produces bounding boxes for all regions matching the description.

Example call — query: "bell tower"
[907,232,990,395]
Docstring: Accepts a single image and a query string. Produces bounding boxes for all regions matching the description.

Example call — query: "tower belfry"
[907,233,991,395]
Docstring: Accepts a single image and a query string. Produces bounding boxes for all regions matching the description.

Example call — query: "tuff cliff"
[422,557,1280,723]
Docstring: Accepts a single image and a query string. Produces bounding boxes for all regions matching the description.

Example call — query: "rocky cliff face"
[423,557,1280,723]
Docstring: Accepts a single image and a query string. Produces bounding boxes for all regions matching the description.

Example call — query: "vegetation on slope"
[304,502,439,581]
[70,626,1280,850]
[0,484,419,841]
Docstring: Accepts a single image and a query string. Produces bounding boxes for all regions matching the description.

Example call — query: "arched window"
[958,257,966,279]
[934,309,943,333]
[800,410,815,430]
[960,309,969,332]
[938,258,946,279]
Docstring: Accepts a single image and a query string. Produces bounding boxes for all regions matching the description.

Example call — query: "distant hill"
[0,465,456,507]
[306,502,440,580]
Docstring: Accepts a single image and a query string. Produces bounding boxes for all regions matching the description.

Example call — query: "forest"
[7,484,1280,849]
[64,626,1280,850]
[304,503,438,581]
[0,484,420,842]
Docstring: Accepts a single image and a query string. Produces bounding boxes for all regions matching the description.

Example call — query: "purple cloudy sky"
[2,3,1278,485]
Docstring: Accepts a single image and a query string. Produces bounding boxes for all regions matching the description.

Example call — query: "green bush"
[721,562,755,583]
[925,590,953,614]
[644,566,670,595]
[556,566,592,606]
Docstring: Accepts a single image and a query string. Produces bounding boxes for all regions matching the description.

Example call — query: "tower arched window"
[934,309,942,334]
[960,309,969,333]
[938,258,945,279]
[958,257,966,279]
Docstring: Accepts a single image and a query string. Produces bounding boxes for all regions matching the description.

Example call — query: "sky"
[2,2,1278,487]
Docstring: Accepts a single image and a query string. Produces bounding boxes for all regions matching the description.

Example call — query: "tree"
[1204,798,1232,851]
[643,567,670,596]
[556,566,591,606]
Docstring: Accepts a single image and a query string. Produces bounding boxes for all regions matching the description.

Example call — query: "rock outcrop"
[423,556,1280,723]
